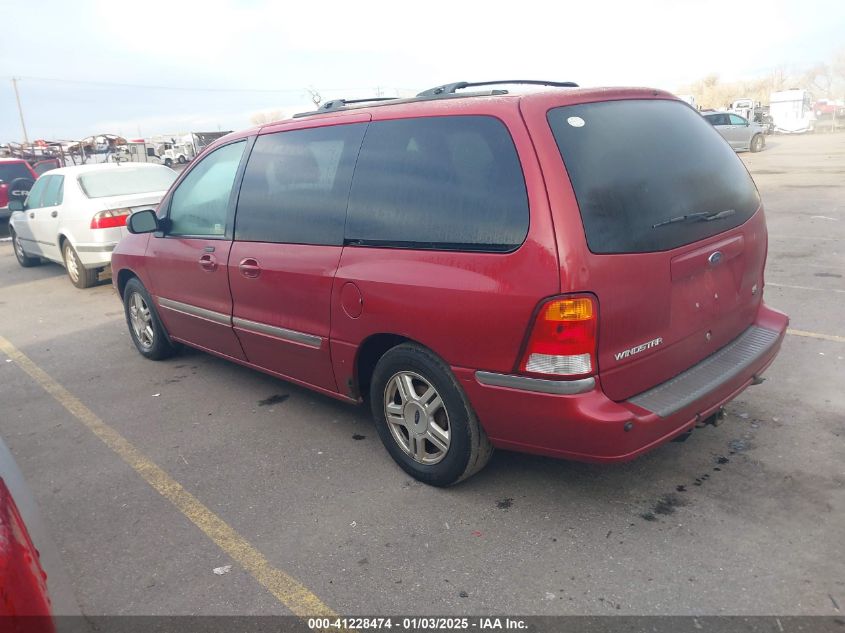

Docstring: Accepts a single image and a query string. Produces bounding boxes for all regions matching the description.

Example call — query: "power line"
[5,75,371,94]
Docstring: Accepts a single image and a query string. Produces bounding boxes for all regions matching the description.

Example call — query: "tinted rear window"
[78,166,176,198]
[235,123,366,245]
[0,162,32,183]
[345,116,528,251]
[548,100,760,254]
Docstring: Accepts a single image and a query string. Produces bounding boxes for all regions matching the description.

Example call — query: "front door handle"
[29,212,34,219]
[198,253,218,272]
[238,258,261,279]
[51,210,58,218]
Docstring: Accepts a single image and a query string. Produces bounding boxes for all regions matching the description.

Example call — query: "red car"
[112,81,788,486]
[0,158,60,222]
[0,159,38,222]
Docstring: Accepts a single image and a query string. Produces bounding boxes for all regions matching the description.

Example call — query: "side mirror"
[127,209,159,234]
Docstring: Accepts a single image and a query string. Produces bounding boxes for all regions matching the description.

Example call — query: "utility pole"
[11,77,30,145]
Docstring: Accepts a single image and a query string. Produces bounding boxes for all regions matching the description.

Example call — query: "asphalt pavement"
[0,133,843,617]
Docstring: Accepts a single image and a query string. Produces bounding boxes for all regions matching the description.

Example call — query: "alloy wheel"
[383,371,450,464]
[128,291,155,349]
[64,244,79,283]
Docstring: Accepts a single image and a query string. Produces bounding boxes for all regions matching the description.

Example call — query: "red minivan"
[112,81,788,486]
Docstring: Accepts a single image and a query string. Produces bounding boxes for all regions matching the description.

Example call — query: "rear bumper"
[456,303,788,462]
[74,242,117,268]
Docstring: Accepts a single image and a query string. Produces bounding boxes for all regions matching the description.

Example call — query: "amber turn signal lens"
[543,298,593,322]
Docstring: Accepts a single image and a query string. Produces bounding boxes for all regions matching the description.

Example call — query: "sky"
[1,0,844,142]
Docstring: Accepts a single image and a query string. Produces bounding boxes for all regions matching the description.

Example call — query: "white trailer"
[769,90,815,134]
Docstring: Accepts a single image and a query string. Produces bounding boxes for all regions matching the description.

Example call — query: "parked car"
[8,163,176,288]
[702,111,766,152]
[0,435,80,629]
[0,158,39,222]
[112,81,788,486]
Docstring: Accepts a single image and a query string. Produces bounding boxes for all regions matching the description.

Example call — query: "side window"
[235,123,366,245]
[40,175,64,207]
[729,114,747,125]
[168,140,246,237]
[25,176,50,209]
[345,116,529,251]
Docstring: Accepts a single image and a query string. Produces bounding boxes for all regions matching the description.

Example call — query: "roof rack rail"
[293,97,397,118]
[416,80,579,98]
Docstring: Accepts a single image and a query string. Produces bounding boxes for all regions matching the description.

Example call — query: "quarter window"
[345,116,529,251]
[235,124,366,245]
[168,141,246,237]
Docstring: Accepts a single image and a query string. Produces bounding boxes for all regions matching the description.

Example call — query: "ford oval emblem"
[708,251,723,266]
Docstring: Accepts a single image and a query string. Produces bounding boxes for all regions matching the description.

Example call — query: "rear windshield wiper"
[652,209,736,229]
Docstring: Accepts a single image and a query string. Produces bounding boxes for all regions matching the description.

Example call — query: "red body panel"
[111,86,789,465]
[229,242,340,392]
[145,237,246,360]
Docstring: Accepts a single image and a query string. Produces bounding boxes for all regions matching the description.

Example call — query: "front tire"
[750,134,764,153]
[123,278,177,360]
[63,241,98,288]
[370,343,492,486]
[164,158,173,168]
[10,229,41,267]
[177,155,186,164]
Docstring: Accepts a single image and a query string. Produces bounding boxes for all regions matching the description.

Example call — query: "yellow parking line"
[0,335,336,619]
[787,328,845,343]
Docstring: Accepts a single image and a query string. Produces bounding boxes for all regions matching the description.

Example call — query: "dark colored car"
[112,81,789,486]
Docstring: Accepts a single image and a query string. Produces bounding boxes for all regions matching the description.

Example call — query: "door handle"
[51,210,58,218]
[198,253,218,272]
[29,212,34,219]
[238,257,261,279]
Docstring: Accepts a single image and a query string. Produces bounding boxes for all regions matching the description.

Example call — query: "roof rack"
[416,79,578,97]
[293,97,397,118]
[291,80,579,119]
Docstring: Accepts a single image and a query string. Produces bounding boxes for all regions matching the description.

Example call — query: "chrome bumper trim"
[475,371,596,395]
[158,297,231,326]
[627,325,781,418]
[233,317,322,349]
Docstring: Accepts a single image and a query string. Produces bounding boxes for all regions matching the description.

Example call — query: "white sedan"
[8,163,176,288]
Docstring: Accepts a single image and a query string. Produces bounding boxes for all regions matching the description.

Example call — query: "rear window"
[78,166,176,199]
[0,162,32,183]
[548,100,760,254]
[345,115,528,251]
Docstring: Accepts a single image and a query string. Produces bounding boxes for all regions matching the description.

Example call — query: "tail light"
[519,295,598,378]
[0,479,54,627]
[90,208,131,229]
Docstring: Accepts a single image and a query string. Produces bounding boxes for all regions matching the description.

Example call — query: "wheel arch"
[354,333,414,400]
[116,268,139,298]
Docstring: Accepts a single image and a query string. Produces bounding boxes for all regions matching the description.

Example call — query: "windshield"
[78,166,176,199]
[0,162,32,183]
[547,99,761,254]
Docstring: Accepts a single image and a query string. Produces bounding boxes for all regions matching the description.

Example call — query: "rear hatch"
[545,98,767,401]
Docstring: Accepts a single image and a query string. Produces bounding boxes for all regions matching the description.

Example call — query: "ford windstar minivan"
[112,80,788,486]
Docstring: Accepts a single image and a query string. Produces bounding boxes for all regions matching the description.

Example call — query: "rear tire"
[164,158,173,168]
[63,241,98,289]
[123,277,177,360]
[177,155,186,164]
[750,134,764,152]
[370,343,493,486]
[10,229,41,267]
